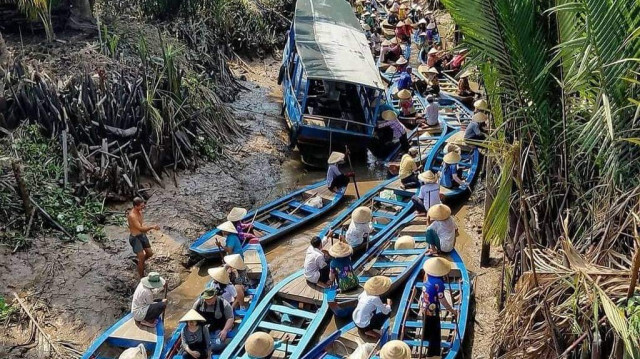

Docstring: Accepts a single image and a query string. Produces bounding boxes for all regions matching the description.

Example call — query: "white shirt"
[304,246,327,283]
[131,283,161,321]
[425,102,440,126]
[418,183,441,210]
[345,221,373,247]
[211,281,237,304]
[428,217,456,252]
[353,292,391,328]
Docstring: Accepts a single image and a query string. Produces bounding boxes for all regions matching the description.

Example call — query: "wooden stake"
[12,293,63,357]
[62,130,68,188]
[11,161,32,221]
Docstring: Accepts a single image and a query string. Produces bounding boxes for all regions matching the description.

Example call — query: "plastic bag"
[349,343,376,359]
[380,189,397,202]
[307,196,324,209]
[118,344,147,359]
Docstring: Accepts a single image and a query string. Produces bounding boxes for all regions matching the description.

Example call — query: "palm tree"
[440,0,640,356]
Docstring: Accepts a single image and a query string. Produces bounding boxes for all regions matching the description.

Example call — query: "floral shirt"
[420,275,445,316]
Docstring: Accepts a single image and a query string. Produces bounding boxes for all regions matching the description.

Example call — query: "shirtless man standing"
[128,197,160,277]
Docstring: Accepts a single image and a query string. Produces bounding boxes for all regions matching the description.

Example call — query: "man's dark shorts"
[129,234,151,254]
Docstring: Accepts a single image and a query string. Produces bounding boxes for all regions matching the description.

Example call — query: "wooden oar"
[345,145,360,199]
[418,309,427,359]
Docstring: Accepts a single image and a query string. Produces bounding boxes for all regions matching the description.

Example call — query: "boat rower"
[419,257,457,358]
[464,112,488,141]
[224,254,250,310]
[425,204,457,255]
[353,276,392,339]
[399,148,420,189]
[457,70,476,97]
[411,170,442,215]
[227,207,259,243]
[439,151,466,189]
[326,151,353,192]
[215,220,244,258]
[193,287,234,353]
[377,110,409,153]
[131,272,167,328]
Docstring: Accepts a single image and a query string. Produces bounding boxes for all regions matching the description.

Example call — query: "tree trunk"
[67,0,97,31]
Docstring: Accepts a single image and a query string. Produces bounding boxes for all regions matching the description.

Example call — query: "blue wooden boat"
[326,213,430,317]
[219,270,329,359]
[317,176,416,253]
[387,250,471,358]
[190,181,345,258]
[162,243,269,359]
[81,313,165,359]
[281,0,385,163]
[300,320,390,359]
[424,128,481,201]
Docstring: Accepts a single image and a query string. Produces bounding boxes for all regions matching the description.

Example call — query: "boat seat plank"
[288,201,320,214]
[252,221,278,234]
[373,197,407,207]
[372,211,396,219]
[404,321,456,330]
[270,210,302,223]
[304,188,336,202]
[197,234,226,250]
[381,249,425,255]
[269,304,315,320]
[258,321,307,336]
[109,317,157,343]
[370,261,414,268]
[403,339,452,349]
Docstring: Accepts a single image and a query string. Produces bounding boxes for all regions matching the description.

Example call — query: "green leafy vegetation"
[0,296,16,321]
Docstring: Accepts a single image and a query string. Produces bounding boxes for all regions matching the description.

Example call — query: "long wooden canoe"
[82,313,165,359]
[190,181,345,258]
[326,213,429,317]
[423,129,481,201]
[219,270,329,359]
[300,320,391,359]
[387,250,470,359]
[162,243,268,359]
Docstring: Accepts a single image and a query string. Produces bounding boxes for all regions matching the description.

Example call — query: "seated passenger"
[131,272,167,328]
[396,89,416,117]
[179,309,210,359]
[399,148,420,189]
[457,71,475,97]
[425,204,457,254]
[224,254,251,309]
[439,152,466,189]
[464,113,488,141]
[345,206,374,250]
[208,267,237,305]
[353,276,392,339]
[328,241,359,292]
[192,288,234,353]
[411,170,441,215]
[244,332,282,359]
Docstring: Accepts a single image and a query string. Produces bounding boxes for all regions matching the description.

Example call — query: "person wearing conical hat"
[380,340,411,359]
[131,272,167,327]
[398,3,408,20]
[208,266,237,304]
[245,332,283,358]
[377,110,409,152]
[227,207,259,244]
[355,0,364,16]
[328,240,359,292]
[194,286,234,353]
[426,46,443,70]
[304,236,331,288]
[457,70,475,97]
[353,276,392,339]
[464,112,488,142]
[394,56,408,73]
[345,206,375,250]
[394,235,415,250]
[327,151,352,192]
[419,257,457,357]
[387,7,399,26]
[127,197,160,278]
[397,65,413,91]
[399,148,420,189]
[439,150,465,189]
[411,170,441,215]
[474,98,489,113]
[370,28,382,55]
[447,48,468,73]
[216,220,244,259]
[426,204,457,254]
[397,89,416,117]
[423,94,439,127]
[414,18,428,45]
[224,254,250,310]
[179,309,211,359]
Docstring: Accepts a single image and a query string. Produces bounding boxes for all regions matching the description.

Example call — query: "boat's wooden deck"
[278,275,324,305]
[329,325,378,356]
[197,234,227,250]
[244,248,263,278]
[109,317,157,343]
[304,186,336,202]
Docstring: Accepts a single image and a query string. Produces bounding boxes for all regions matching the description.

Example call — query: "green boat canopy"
[293,0,385,90]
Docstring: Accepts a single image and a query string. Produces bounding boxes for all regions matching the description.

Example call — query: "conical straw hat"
[179,309,206,322]
[227,207,247,222]
[382,39,392,47]
[348,343,376,359]
[459,70,471,78]
[381,110,398,121]
[329,241,353,258]
[244,332,274,358]
[418,170,438,184]
[395,56,408,66]
[474,99,489,111]
[426,22,436,29]
[207,266,230,285]
[363,276,392,296]
[224,254,247,270]
[380,340,412,359]
[217,221,238,234]
[423,257,452,277]
[417,18,427,25]
[362,24,371,31]
[428,47,438,54]
[385,65,398,74]
[444,143,461,154]
[404,18,413,26]
[395,22,404,28]
[394,235,415,250]
[328,151,346,164]
[443,151,461,164]
[473,112,488,123]
[397,89,412,100]
[427,67,439,74]
[352,206,372,224]
[428,203,451,221]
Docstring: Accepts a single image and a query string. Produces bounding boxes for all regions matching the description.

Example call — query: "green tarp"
[294,0,384,90]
